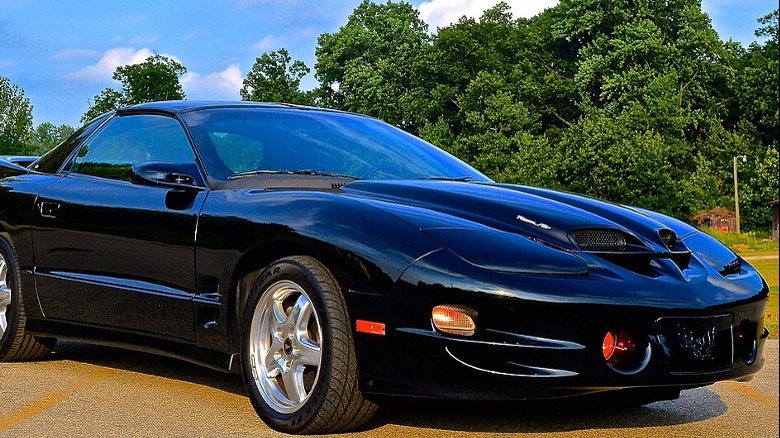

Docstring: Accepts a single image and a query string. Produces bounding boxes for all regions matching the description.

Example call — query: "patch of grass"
[703,228,778,256]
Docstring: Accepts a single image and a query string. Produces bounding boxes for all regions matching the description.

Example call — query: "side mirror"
[0,157,34,177]
[130,161,204,191]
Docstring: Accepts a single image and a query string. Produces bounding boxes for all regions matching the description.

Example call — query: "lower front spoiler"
[359,323,768,401]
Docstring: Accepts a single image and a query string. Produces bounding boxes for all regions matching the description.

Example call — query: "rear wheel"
[0,234,55,361]
[241,256,377,434]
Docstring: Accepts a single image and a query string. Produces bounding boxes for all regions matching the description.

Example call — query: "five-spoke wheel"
[241,256,377,434]
[248,280,323,413]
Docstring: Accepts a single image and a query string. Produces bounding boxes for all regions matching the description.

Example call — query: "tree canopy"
[0,76,35,155]
[82,54,187,121]
[310,1,779,231]
[4,1,778,232]
[241,48,313,105]
[28,122,75,154]
[315,0,431,129]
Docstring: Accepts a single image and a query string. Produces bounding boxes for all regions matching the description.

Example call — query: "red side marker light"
[356,319,386,336]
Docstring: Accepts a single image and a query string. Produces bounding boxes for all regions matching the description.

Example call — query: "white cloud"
[68,47,155,81]
[130,35,159,45]
[418,0,559,30]
[54,48,102,60]
[252,35,285,52]
[182,63,243,100]
[185,28,210,41]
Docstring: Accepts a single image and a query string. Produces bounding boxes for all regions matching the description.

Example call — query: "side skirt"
[25,317,238,373]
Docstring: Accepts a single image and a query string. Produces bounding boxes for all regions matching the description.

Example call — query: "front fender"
[193,188,444,355]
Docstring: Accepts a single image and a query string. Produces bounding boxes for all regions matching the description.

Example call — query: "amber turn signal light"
[432,305,477,336]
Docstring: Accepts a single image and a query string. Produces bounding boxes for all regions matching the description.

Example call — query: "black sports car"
[0,101,769,434]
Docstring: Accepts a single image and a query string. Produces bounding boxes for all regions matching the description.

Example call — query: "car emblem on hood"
[516,214,552,230]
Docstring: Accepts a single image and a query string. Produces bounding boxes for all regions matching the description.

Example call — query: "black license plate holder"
[654,315,733,374]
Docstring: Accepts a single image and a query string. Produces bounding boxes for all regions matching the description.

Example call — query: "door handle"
[39,201,60,218]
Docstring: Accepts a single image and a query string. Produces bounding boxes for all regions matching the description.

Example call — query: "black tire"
[0,234,55,361]
[241,256,377,434]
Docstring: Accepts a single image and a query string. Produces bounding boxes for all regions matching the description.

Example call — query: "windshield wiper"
[229,169,359,180]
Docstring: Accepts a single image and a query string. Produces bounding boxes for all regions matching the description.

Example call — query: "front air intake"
[572,229,627,251]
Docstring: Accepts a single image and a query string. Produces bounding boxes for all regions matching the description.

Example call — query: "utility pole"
[734,155,746,234]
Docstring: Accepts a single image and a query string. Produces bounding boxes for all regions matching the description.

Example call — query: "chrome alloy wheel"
[248,280,323,414]
[0,252,10,337]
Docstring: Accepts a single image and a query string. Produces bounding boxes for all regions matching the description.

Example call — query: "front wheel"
[241,256,377,434]
[0,233,55,361]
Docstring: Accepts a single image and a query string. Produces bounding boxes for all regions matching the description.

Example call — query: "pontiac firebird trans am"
[0,101,769,434]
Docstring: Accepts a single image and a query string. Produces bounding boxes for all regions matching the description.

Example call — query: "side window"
[71,114,195,181]
[30,114,110,174]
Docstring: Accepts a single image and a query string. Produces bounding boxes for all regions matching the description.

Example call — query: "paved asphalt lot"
[0,340,777,437]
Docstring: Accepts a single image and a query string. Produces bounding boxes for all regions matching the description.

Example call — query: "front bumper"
[352,248,770,400]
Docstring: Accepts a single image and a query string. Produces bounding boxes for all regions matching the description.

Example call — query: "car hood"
[343,180,675,253]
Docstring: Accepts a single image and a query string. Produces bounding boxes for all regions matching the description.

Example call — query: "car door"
[33,113,207,341]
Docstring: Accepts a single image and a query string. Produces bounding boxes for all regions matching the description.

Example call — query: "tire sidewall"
[241,258,334,433]
[0,235,21,358]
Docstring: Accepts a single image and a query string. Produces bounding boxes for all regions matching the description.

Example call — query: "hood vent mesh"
[572,229,627,251]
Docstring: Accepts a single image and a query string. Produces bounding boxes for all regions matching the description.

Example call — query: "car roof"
[118,100,345,116]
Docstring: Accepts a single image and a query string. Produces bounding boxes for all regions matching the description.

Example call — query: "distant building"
[771,199,779,240]
[690,207,737,232]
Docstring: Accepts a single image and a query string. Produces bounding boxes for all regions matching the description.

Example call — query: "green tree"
[421,70,542,182]
[522,105,720,219]
[739,146,779,230]
[729,10,778,148]
[83,54,187,121]
[315,0,430,130]
[555,0,727,134]
[241,48,313,105]
[512,0,732,218]
[29,122,76,154]
[313,1,775,231]
[416,3,559,185]
[83,88,126,122]
[714,10,779,230]
[115,54,186,104]
[420,4,529,135]
[0,76,34,155]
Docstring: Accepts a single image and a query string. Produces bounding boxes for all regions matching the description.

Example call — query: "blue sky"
[0,0,776,127]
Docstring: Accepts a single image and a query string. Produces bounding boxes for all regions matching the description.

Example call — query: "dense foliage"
[0,76,35,155]
[307,0,779,231]
[241,49,314,105]
[315,0,431,130]
[2,1,777,231]
[82,54,187,121]
[1,76,75,155]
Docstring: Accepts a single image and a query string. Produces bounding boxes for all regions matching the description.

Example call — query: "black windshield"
[180,108,489,182]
